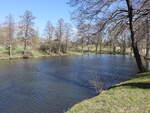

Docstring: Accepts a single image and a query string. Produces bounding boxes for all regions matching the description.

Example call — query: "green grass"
[0,46,85,60]
[30,50,44,57]
[67,51,83,55]
[66,72,150,113]
[0,45,132,60]
[0,46,6,51]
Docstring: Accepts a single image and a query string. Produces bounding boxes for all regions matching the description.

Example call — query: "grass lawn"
[0,48,83,60]
[66,72,150,113]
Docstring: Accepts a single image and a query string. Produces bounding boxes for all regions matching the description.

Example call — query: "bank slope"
[66,72,150,113]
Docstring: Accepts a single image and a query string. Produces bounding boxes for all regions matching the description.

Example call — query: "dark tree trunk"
[122,36,126,54]
[9,43,12,57]
[126,0,146,72]
[65,38,68,53]
[87,37,90,55]
[58,41,61,54]
[95,42,98,54]
[113,45,116,54]
[81,38,84,55]
[145,18,149,57]
[112,42,116,54]
[23,39,27,55]
[122,40,126,54]
[58,33,62,54]
[95,34,99,54]
[130,47,133,55]
[122,47,126,55]
[99,43,102,54]
[49,40,52,55]
[99,39,102,54]
[110,40,112,54]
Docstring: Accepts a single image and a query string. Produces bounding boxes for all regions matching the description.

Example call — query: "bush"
[39,44,49,53]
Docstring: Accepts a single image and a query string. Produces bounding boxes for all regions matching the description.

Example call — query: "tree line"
[0,10,74,58]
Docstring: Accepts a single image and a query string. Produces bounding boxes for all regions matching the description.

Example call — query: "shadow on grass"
[108,72,150,89]
[111,82,150,89]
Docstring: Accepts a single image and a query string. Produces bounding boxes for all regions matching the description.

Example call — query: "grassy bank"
[0,50,83,60]
[0,45,85,60]
[0,45,132,60]
[0,48,130,60]
[67,72,150,113]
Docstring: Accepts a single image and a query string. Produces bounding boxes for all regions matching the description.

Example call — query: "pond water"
[0,54,139,113]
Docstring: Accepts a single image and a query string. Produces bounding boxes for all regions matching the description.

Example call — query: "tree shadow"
[110,82,150,89]
[133,72,150,79]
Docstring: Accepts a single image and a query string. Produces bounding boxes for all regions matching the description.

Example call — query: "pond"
[0,54,139,113]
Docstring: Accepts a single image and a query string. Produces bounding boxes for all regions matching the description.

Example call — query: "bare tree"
[45,21,55,54]
[18,10,35,55]
[89,73,104,94]
[69,0,150,72]
[5,14,15,57]
[56,19,65,53]
[64,23,72,53]
[125,0,147,72]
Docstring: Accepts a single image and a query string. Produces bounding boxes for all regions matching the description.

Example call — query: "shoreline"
[66,72,150,113]
[0,52,83,60]
[0,51,133,61]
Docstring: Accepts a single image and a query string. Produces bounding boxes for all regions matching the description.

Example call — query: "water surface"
[0,55,138,113]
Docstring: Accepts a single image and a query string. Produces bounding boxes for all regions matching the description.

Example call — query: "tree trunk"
[122,41,126,55]
[110,40,112,54]
[113,45,116,54]
[145,18,149,57]
[49,40,52,55]
[121,45,125,54]
[99,40,102,54]
[87,37,90,55]
[65,38,68,53]
[23,39,27,55]
[81,38,84,55]
[122,46,126,55]
[96,33,101,54]
[95,42,98,54]
[9,43,12,57]
[126,0,146,72]
[130,47,133,55]
[58,41,61,54]
[122,38,126,54]
[58,32,61,54]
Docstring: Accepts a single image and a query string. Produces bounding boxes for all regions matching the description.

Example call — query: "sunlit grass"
[0,46,84,59]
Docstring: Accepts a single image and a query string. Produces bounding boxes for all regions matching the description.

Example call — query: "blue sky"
[0,0,72,34]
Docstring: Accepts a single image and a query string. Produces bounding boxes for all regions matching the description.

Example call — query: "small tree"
[5,14,15,57]
[45,21,55,54]
[64,23,73,53]
[56,19,65,53]
[89,74,104,94]
[18,10,35,55]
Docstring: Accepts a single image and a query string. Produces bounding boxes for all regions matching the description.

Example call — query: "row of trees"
[44,19,73,54]
[0,11,73,57]
[68,0,150,72]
